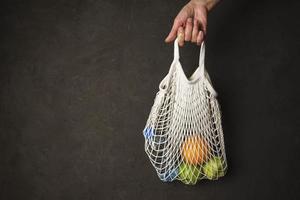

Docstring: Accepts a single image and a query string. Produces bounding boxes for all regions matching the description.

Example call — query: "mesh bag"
[143,39,227,185]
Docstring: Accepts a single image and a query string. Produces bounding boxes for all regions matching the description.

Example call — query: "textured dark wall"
[1,0,300,200]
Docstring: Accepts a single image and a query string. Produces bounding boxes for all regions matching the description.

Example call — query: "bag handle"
[174,38,205,78]
[160,38,215,95]
[173,38,217,96]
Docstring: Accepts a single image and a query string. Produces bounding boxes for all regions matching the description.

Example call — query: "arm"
[165,0,220,46]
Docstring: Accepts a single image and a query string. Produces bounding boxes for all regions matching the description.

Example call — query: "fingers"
[192,9,207,46]
[177,26,185,46]
[165,11,207,45]
[165,18,183,43]
[170,19,204,46]
[191,19,205,45]
[191,19,199,43]
[194,8,207,35]
[165,2,208,45]
[184,18,193,41]
[196,31,204,45]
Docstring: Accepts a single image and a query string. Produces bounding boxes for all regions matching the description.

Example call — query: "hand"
[165,0,218,46]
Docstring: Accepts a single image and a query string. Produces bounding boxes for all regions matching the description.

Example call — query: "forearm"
[191,0,220,11]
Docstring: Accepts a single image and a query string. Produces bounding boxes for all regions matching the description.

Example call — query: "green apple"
[179,163,202,185]
[203,156,226,180]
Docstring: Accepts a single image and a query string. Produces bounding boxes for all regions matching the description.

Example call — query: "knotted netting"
[143,39,227,185]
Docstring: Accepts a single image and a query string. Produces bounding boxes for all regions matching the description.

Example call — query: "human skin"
[165,0,220,46]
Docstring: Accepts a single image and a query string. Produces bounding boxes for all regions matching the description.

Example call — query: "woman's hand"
[165,0,219,46]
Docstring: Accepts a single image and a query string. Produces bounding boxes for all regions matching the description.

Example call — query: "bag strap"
[174,38,180,60]
[173,38,205,78]
[160,38,217,96]
[199,41,205,78]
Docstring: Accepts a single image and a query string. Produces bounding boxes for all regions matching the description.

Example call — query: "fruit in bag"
[181,135,208,165]
[179,163,202,185]
[203,156,225,180]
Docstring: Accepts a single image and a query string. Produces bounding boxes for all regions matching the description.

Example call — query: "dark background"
[1,0,300,199]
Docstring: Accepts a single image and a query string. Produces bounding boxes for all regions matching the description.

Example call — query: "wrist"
[190,0,219,11]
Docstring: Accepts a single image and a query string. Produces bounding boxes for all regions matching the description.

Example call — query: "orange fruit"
[181,135,209,165]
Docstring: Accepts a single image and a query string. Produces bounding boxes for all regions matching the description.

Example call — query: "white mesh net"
[143,39,227,185]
